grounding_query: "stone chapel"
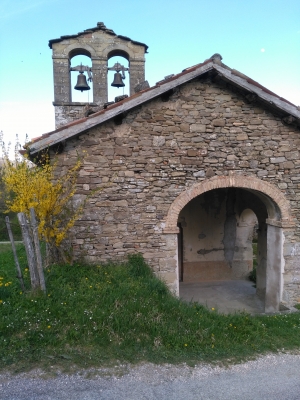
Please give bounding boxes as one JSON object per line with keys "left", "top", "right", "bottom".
{"left": 27, "top": 22, "right": 300, "bottom": 312}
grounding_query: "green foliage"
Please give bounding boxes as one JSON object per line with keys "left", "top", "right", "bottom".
{"left": 249, "top": 265, "right": 257, "bottom": 283}
{"left": 0, "top": 248, "right": 300, "bottom": 371}
{"left": 249, "top": 242, "right": 257, "bottom": 283}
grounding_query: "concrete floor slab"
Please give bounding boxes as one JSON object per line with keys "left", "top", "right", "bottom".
{"left": 179, "top": 279, "right": 265, "bottom": 314}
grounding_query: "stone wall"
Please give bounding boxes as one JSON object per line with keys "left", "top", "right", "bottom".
{"left": 54, "top": 103, "right": 98, "bottom": 128}
{"left": 52, "top": 76, "right": 300, "bottom": 305}
{"left": 51, "top": 25, "right": 146, "bottom": 128}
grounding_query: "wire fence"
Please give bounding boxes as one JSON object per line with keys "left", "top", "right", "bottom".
{"left": 0, "top": 214, "right": 22, "bottom": 241}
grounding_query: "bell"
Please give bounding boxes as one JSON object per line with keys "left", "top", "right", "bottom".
{"left": 74, "top": 72, "right": 90, "bottom": 92}
{"left": 111, "top": 72, "right": 125, "bottom": 88}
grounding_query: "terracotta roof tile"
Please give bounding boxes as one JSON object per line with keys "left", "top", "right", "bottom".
{"left": 28, "top": 56, "right": 300, "bottom": 153}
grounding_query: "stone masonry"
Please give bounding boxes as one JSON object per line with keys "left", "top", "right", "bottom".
{"left": 43, "top": 76, "right": 300, "bottom": 309}
{"left": 49, "top": 22, "right": 147, "bottom": 129}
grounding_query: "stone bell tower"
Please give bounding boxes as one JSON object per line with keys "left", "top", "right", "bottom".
{"left": 49, "top": 22, "right": 148, "bottom": 128}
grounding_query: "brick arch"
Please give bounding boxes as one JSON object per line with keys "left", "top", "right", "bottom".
{"left": 164, "top": 175, "right": 293, "bottom": 233}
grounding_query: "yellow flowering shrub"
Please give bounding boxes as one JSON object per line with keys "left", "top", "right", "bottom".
{"left": 1, "top": 152, "right": 83, "bottom": 259}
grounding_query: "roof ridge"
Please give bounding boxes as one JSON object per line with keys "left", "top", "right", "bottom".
{"left": 49, "top": 22, "right": 148, "bottom": 51}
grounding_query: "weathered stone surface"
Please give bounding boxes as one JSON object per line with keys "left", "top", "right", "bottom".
{"left": 190, "top": 124, "right": 206, "bottom": 132}
{"left": 51, "top": 77, "right": 300, "bottom": 307}
{"left": 51, "top": 23, "right": 146, "bottom": 128}
{"left": 115, "top": 147, "right": 132, "bottom": 156}
{"left": 212, "top": 119, "right": 226, "bottom": 127}
{"left": 270, "top": 157, "right": 286, "bottom": 163}
{"left": 236, "top": 133, "right": 248, "bottom": 141}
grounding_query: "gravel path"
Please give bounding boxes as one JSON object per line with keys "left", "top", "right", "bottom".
{"left": 1, "top": 353, "right": 300, "bottom": 399}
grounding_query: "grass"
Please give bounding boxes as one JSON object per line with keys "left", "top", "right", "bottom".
{"left": 0, "top": 244, "right": 300, "bottom": 372}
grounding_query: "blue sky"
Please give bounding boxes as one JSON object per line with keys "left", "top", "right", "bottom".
{"left": 0, "top": 0, "right": 299, "bottom": 151}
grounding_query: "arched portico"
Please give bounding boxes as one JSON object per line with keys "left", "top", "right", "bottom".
{"left": 163, "top": 175, "right": 294, "bottom": 313}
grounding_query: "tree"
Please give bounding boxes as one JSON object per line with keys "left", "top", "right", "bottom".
{"left": 0, "top": 134, "right": 83, "bottom": 263}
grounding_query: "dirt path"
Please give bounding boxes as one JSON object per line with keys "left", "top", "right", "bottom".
{"left": 1, "top": 353, "right": 300, "bottom": 399}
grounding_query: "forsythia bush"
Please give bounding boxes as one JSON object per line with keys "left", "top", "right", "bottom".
{"left": 1, "top": 145, "right": 82, "bottom": 261}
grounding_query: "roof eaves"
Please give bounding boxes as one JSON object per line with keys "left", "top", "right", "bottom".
{"left": 28, "top": 61, "right": 215, "bottom": 155}
{"left": 213, "top": 64, "right": 300, "bottom": 119}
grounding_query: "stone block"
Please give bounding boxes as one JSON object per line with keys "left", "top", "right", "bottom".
{"left": 227, "top": 154, "right": 238, "bottom": 161}
{"left": 281, "top": 161, "right": 294, "bottom": 169}
{"left": 278, "top": 182, "right": 288, "bottom": 189}
{"left": 270, "top": 157, "right": 286, "bottom": 163}
{"left": 187, "top": 149, "right": 198, "bottom": 157}
{"left": 285, "top": 151, "right": 299, "bottom": 160}
{"left": 262, "top": 150, "right": 273, "bottom": 157}
{"left": 215, "top": 94, "right": 231, "bottom": 101}
{"left": 257, "top": 170, "right": 268, "bottom": 177}
{"left": 190, "top": 124, "right": 206, "bottom": 132}
{"left": 212, "top": 119, "right": 225, "bottom": 127}
{"left": 193, "top": 170, "right": 205, "bottom": 177}
{"left": 236, "top": 133, "right": 248, "bottom": 140}
{"left": 180, "top": 157, "right": 203, "bottom": 165}
{"left": 115, "top": 147, "right": 132, "bottom": 156}
{"left": 158, "top": 272, "right": 177, "bottom": 284}
{"left": 153, "top": 136, "right": 166, "bottom": 146}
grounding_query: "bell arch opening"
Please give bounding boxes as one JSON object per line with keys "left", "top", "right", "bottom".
{"left": 107, "top": 55, "right": 130, "bottom": 102}
{"left": 107, "top": 49, "right": 130, "bottom": 61}
{"left": 164, "top": 175, "right": 293, "bottom": 313}
{"left": 69, "top": 54, "right": 93, "bottom": 103}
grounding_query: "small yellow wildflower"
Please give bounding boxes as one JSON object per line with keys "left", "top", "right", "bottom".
{"left": 0, "top": 300, "right": 3, "bottom": 304}
{"left": 184, "top": 344, "right": 188, "bottom": 347}
{"left": 25, "top": 268, "right": 29, "bottom": 272}
{"left": 211, "top": 307, "right": 215, "bottom": 311}
{"left": 47, "top": 325, "right": 51, "bottom": 329}
{"left": 20, "top": 291, "right": 22, "bottom": 295}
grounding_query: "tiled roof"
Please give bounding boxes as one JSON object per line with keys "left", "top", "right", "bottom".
{"left": 27, "top": 55, "right": 300, "bottom": 156}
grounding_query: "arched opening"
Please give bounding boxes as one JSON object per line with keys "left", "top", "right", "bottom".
{"left": 177, "top": 188, "right": 278, "bottom": 313}
{"left": 107, "top": 54, "right": 130, "bottom": 102}
{"left": 163, "top": 175, "right": 293, "bottom": 313}
{"left": 70, "top": 54, "right": 93, "bottom": 103}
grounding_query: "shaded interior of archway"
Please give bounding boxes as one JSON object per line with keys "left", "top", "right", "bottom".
{"left": 178, "top": 187, "right": 273, "bottom": 314}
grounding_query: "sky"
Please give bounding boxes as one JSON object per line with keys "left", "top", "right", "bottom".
{"left": 0, "top": 0, "right": 299, "bottom": 155}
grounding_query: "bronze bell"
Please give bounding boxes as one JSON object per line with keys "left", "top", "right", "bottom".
{"left": 111, "top": 72, "right": 125, "bottom": 88}
{"left": 74, "top": 72, "right": 90, "bottom": 92}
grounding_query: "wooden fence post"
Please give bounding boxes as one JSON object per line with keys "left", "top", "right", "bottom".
{"left": 30, "top": 208, "right": 46, "bottom": 293}
{"left": 5, "top": 216, "right": 25, "bottom": 291}
{"left": 17, "top": 212, "right": 40, "bottom": 290}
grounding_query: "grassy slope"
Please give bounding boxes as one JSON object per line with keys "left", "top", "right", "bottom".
{"left": 0, "top": 244, "right": 300, "bottom": 372}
